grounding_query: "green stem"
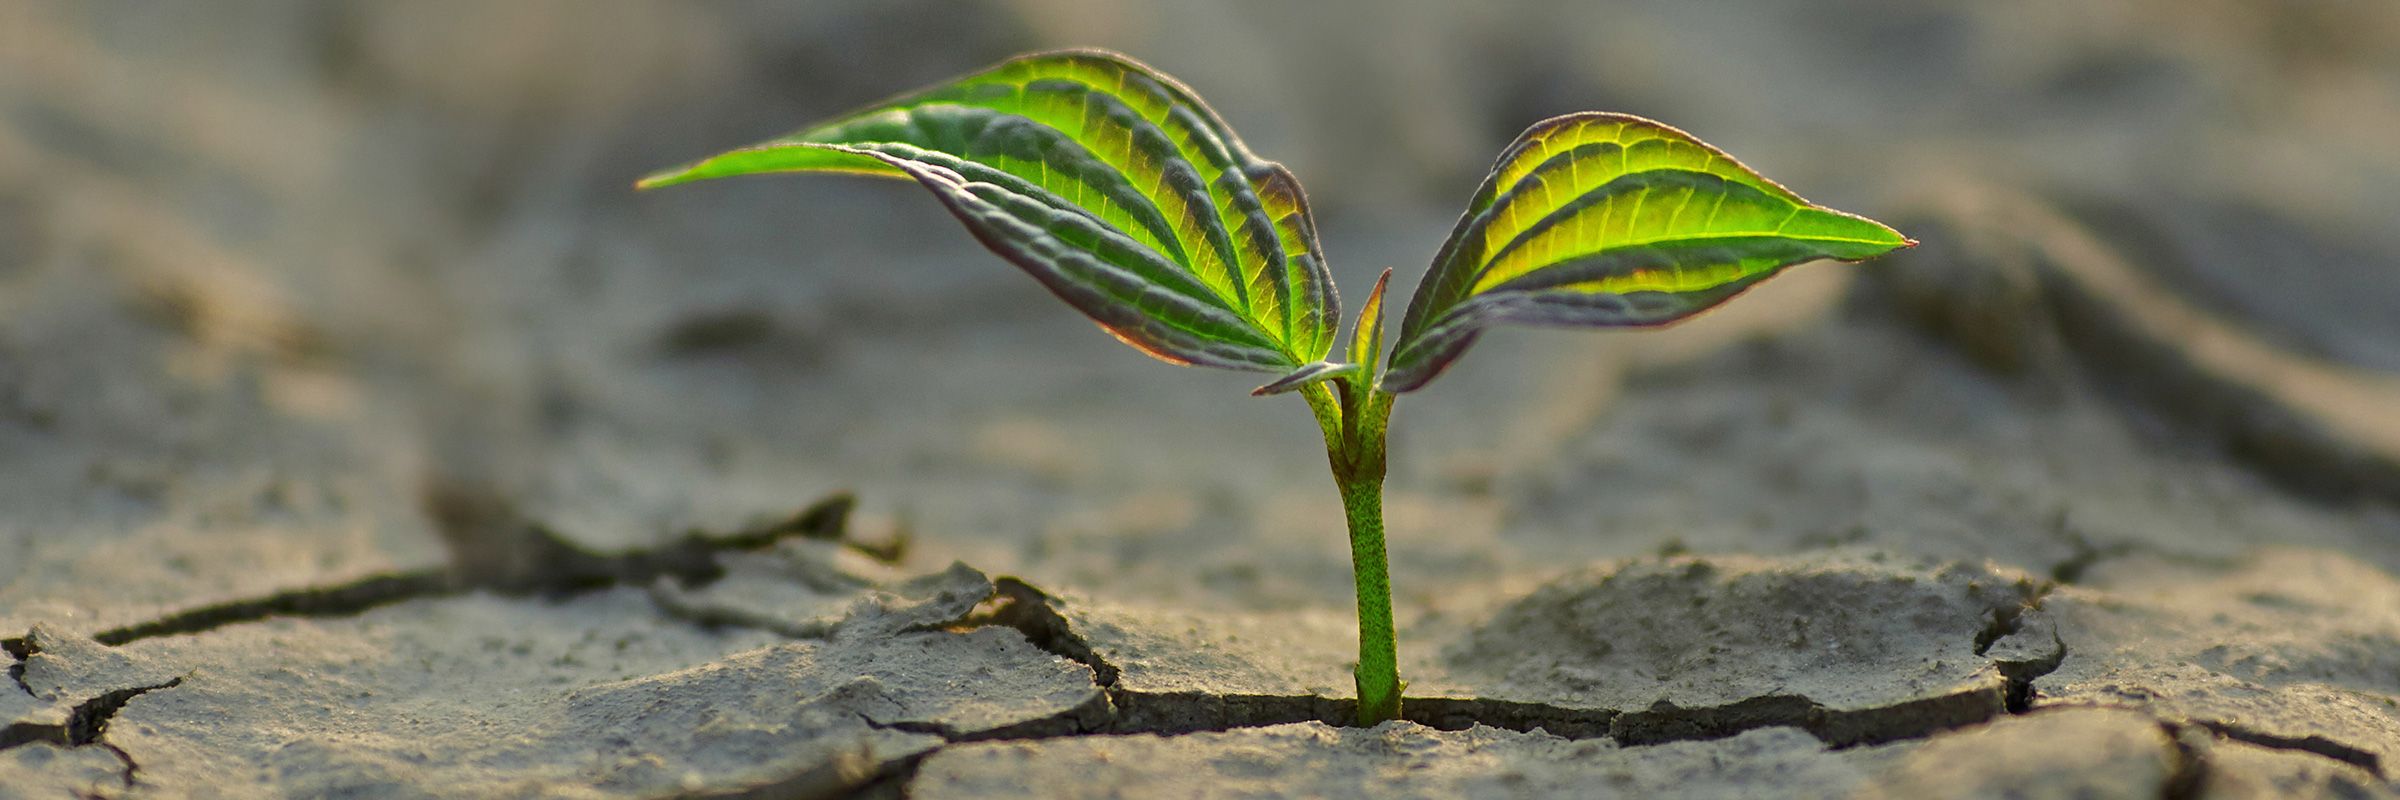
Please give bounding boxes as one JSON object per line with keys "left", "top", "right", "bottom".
{"left": 1302, "top": 380, "right": 1401, "bottom": 725}
{"left": 1339, "top": 468, "right": 1399, "bottom": 725}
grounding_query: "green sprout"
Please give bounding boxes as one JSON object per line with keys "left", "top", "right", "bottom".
{"left": 640, "top": 49, "right": 1913, "bottom": 726}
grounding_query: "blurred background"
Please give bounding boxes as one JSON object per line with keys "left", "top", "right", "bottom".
{"left": 3, "top": 1, "right": 2398, "bottom": 627}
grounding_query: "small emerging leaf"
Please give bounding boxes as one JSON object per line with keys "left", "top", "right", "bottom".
{"left": 640, "top": 49, "right": 1339, "bottom": 374}
{"left": 1382, "top": 113, "right": 1913, "bottom": 393}
{"left": 1350, "top": 268, "right": 1391, "bottom": 375}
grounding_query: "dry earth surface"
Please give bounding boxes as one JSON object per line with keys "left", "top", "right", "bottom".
{"left": 5, "top": 2, "right": 2400, "bottom": 798}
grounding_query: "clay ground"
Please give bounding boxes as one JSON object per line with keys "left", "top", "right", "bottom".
{"left": 5, "top": 2, "right": 2400, "bottom": 798}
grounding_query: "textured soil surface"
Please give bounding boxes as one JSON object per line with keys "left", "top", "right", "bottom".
{"left": 6, "top": 2, "right": 2400, "bottom": 798}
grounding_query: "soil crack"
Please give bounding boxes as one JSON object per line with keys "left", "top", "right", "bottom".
{"left": 1973, "top": 580, "right": 2067, "bottom": 714}
{"left": 4, "top": 637, "right": 32, "bottom": 699}
{"left": 89, "top": 571, "right": 455, "bottom": 647}
{"left": 2, "top": 677, "right": 183, "bottom": 752}
{"left": 733, "top": 573, "right": 2171, "bottom": 799}
{"left": 984, "top": 578, "right": 1118, "bottom": 687}
{"left": 1971, "top": 581, "right": 2052, "bottom": 657}
{"left": 0, "top": 676, "right": 183, "bottom": 789}
{"left": 1994, "top": 630, "right": 2067, "bottom": 715}
{"left": 63, "top": 678, "right": 183, "bottom": 747}
{"left": 54, "top": 490, "right": 861, "bottom": 648}
{"left": 2159, "top": 722, "right": 2213, "bottom": 800}
{"left": 2192, "top": 719, "right": 2383, "bottom": 777}
{"left": 970, "top": 577, "right": 2037, "bottom": 748}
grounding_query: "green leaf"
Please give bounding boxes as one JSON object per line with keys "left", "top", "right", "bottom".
{"left": 639, "top": 49, "right": 1338, "bottom": 373}
{"left": 1382, "top": 113, "right": 1913, "bottom": 393}
{"left": 1350, "top": 268, "right": 1390, "bottom": 375}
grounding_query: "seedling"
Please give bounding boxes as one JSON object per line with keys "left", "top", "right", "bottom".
{"left": 641, "top": 49, "right": 1912, "bottom": 725}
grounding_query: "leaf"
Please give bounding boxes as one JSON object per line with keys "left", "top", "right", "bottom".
{"left": 639, "top": 49, "right": 1339, "bottom": 373}
{"left": 1350, "top": 268, "right": 1391, "bottom": 374}
{"left": 1381, "top": 113, "right": 1913, "bottom": 393}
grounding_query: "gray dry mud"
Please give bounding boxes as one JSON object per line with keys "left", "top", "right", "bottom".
{"left": 9, "top": 1, "right": 2400, "bottom": 798}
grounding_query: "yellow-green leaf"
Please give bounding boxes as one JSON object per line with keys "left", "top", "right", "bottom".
{"left": 1382, "top": 113, "right": 1913, "bottom": 392}
{"left": 639, "top": 49, "right": 1338, "bottom": 373}
{"left": 1351, "top": 268, "right": 1390, "bottom": 373}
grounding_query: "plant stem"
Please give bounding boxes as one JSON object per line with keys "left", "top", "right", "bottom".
{"left": 1302, "top": 381, "right": 1401, "bottom": 725}
{"left": 1338, "top": 468, "right": 1399, "bottom": 725}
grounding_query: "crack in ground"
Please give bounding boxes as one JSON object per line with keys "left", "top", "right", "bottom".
{"left": 2192, "top": 719, "right": 2383, "bottom": 777}
{"left": 2000, "top": 640, "right": 2381, "bottom": 782}
{"left": 1994, "top": 630, "right": 2067, "bottom": 715}
{"left": 0, "top": 491, "right": 864, "bottom": 651}
{"left": 974, "top": 577, "right": 2052, "bottom": 747}
{"left": 910, "top": 573, "right": 2385, "bottom": 800}
{"left": 2159, "top": 722, "right": 2213, "bottom": 800}
{"left": 1, "top": 636, "right": 46, "bottom": 751}
{"left": 5, "top": 637, "right": 30, "bottom": 700}
{"left": 62, "top": 678, "right": 183, "bottom": 747}
{"left": 1982, "top": 586, "right": 2383, "bottom": 780}
{"left": 1, "top": 492, "right": 862, "bottom": 790}
{"left": 796, "top": 575, "right": 2092, "bottom": 798}
{"left": 81, "top": 571, "right": 456, "bottom": 647}
{"left": 1971, "top": 580, "right": 2052, "bottom": 657}
{"left": 2151, "top": 716, "right": 2394, "bottom": 797}
{"left": 1989, "top": 536, "right": 2384, "bottom": 781}
{"left": 0, "top": 678, "right": 186, "bottom": 752}
{"left": 1974, "top": 581, "right": 2068, "bottom": 714}
{"left": 2003, "top": 679, "right": 2384, "bottom": 784}
{"left": 0, "top": 676, "right": 183, "bottom": 789}
{"left": 0, "top": 490, "right": 903, "bottom": 799}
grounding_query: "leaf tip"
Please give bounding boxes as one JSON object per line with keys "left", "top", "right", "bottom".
{"left": 1846, "top": 215, "right": 1916, "bottom": 256}
{"left": 1350, "top": 268, "right": 1391, "bottom": 371}
{"left": 633, "top": 166, "right": 694, "bottom": 191}
{"left": 1875, "top": 216, "right": 1914, "bottom": 247}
